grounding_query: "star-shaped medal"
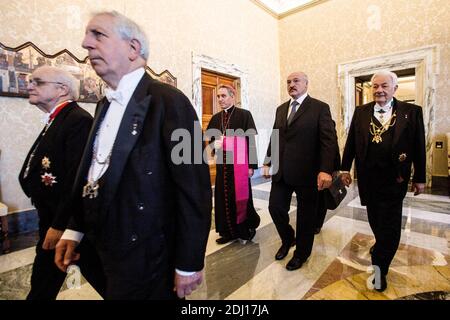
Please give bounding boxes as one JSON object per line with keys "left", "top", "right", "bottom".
{"left": 398, "top": 153, "right": 407, "bottom": 162}
{"left": 41, "top": 173, "right": 58, "bottom": 186}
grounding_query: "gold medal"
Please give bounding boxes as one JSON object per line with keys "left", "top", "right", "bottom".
{"left": 82, "top": 181, "right": 99, "bottom": 199}
{"left": 42, "top": 156, "right": 51, "bottom": 169}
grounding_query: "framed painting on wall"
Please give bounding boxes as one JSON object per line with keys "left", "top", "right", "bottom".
{"left": 0, "top": 42, "right": 177, "bottom": 103}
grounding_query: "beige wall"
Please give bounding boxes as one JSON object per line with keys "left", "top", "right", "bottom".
{"left": 279, "top": 0, "right": 450, "bottom": 176}
{"left": 0, "top": 0, "right": 280, "bottom": 212}
{"left": 1, "top": 0, "right": 449, "bottom": 214}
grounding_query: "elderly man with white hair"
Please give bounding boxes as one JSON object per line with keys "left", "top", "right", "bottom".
{"left": 340, "top": 70, "right": 426, "bottom": 292}
{"left": 19, "top": 66, "right": 105, "bottom": 299}
{"left": 55, "top": 11, "right": 211, "bottom": 300}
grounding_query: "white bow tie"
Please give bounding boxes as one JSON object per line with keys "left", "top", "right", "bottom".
{"left": 105, "top": 88, "right": 124, "bottom": 104}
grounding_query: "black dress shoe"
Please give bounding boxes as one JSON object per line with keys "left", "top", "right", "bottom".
{"left": 372, "top": 274, "right": 387, "bottom": 292}
{"left": 248, "top": 228, "right": 256, "bottom": 241}
{"left": 286, "top": 256, "right": 304, "bottom": 271}
{"left": 275, "top": 240, "right": 295, "bottom": 260}
{"left": 216, "top": 236, "right": 235, "bottom": 244}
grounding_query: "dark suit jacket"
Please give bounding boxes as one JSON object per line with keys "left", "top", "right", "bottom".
{"left": 341, "top": 98, "right": 426, "bottom": 205}
{"left": 19, "top": 102, "right": 93, "bottom": 231}
{"left": 68, "top": 73, "right": 212, "bottom": 272}
{"left": 265, "top": 95, "right": 338, "bottom": 187}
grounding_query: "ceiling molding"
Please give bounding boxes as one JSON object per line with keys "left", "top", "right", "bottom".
{"left": 279, "top": 0, "right": 329, "bottom": 19}
{"left": 250, "top": 0, "right": 329, "bottom": 19}
{"left": 249, "top": 0, "right": 279, "bottom": 19}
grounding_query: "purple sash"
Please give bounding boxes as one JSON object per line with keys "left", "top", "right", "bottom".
{"left": 223, "top": 136, "right": 249, "bottom": 224}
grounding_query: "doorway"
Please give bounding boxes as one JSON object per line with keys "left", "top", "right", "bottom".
{"left": 353, "top": 68, "right": 417, "bottom": 179}
{"left": 201, "top": 69, "right": 240, "bottom": 185}
{"left": 354, "top": 68, "right": 416, "bottom": 106}
{"left": 338, "top": 46, "right": 438, "bottom": 185}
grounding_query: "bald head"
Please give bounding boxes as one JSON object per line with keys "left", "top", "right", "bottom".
{"left": 31, "top": 66, "right": 79, "bottom": 100}
{"left": 287, "top": 72, "right": 308, "bottom": 99}
{"left": 27, "top": 66, "right": 79, "bottom": 112}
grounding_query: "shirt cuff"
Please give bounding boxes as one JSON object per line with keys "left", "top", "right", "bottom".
{"left": 175, "top": 269, "right": 197, "bottom": 276}
{"left": 61, "top": 229, "right": 84, "bottom": 243}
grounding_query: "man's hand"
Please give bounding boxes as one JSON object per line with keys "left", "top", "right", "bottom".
{"left": 55, "top": 239, "right": 80, "bottom": 272}
{"left": 213, "top": 137, "right": 223, "bottom": 150}
{"left": 248, "top": 168, "right": 254, "bottom": 178}
{"left": 174, "top": 270, "right": 203, "bottom": 298}
{"left": 317, "top": 172, "right": 332, "bottom": 190}
{"left": 263, "top": 165, "right": 271, "bottom": 179}
{"left": 411, "top": 182, "right": 425, "bottom": 196}
{"left": 42, "top": 227, "right": 64, "bottom": 250}
{"left": 341, "top": 172, "right": 352, "bottom": 187}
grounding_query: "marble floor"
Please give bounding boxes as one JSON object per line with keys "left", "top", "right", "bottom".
{"left": 0, "top": 181, "right": 449, "bottom": 300}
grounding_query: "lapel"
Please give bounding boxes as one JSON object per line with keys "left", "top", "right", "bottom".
{"left": 101, "top": 74, "right": 153, "bottom": 206}
{"left": 359, "top": 102, "right": 375, "bottom": 159}
{"left": 279, "top": 101, "right": 289, "bottom": 130}
{"left": 73, "top": 98, "right": 110, "bottom": 189}
{"left": 19, "top": 125, "right": 47, "bottom": 181}
{"left": 392, "top": 98, "right": 407, "bottom": 147}
{"left": 288, "top": 95, "right": 311, "bottom": 127}
{"left": 22, "top": 103, "right": 75, "bottom": 178}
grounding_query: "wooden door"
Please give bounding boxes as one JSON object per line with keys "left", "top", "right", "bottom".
{"left": 355, "top": 80, "right": 363, "bottom": 107}
{"left": 201, "top": 69, "right": 239, "bottom": 185}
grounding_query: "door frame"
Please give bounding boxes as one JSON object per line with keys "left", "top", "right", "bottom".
{"left": 192, "top": 53, "right": 249, "bottom": 121}
{"left": 337, "top": 45, "right": 439, "bottom": 185}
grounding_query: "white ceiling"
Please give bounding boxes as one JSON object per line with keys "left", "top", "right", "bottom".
{"left": 255, "top": 0, "right": 317, "bottom": 15}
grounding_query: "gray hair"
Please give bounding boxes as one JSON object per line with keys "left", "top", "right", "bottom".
{"left": 33, "top": 66, "right": 80, "bottom": 100}
{"left": 218, "top": 84, "right": 237, "bottom": 98}
{"left": 93, "top": 11, "right": 149, "bottom": 61}
{"left": 371, "top": 70, "right": 398, "bottom": 87}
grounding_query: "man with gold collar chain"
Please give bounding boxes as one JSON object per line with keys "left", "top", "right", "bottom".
{"left": 340, "top": 70, "right": 426, "bottom": 292}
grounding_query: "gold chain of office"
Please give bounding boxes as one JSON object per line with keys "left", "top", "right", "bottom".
{"left": 369, "top": 112, "right": 397, "bottom": 144}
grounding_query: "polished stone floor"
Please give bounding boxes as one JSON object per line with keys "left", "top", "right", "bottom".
{"left": 0, "top": 181, "right": 449, "bottom": 300}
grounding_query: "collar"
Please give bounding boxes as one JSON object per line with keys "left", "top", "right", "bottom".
{"left": 42, "top": 100, "right": 72, "bottom": 124}
{"left": 374, "top": 99, "right": 394, "bottom": 112}
{"left": 223, "top": 105, "right": 234, "bottom": 113}
{"left": 290, "top": 92, "right": 308, "bottom": 106}
{"left": 104, "top": 67, "right": 145, "bottom": 105}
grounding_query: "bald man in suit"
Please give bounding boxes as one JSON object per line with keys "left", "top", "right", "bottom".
{"left": 264, "top": 71, "right": 338, "bottom": 271}
{"left": 341, "top": 70, "right": 425, "bottom": 292}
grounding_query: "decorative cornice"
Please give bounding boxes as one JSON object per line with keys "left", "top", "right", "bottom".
{"left": 249, "top": 0, "right": 329, "bottom": 19}
{"left": 249, "top": 0, "right": 279, "bottom": 19}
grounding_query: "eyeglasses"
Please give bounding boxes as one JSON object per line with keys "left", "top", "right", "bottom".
{"left": 28, "top": 79, "right": 65, "bottom": 87}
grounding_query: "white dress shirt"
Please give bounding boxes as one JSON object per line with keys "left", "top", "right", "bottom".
{"left": 89, "top": 68, "right": 145, "bottom": 183}
{"left": 41, "top": 100, "right": 73, "bottom": 126}
{"left": 374, "top": 99, "right": 394, "bottom": 125}
{"left": 287, "top": 92, "right": 308, "bottom": 119}
{"left": 62, "top": 68, "right": 145, "bottom": 243}
{"left": 61, "top": 68, "right": 195, "bottom": 275}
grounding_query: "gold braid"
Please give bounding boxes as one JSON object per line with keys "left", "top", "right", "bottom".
{"left": 369, "top": 111, "right": 397, "bottom": 144}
